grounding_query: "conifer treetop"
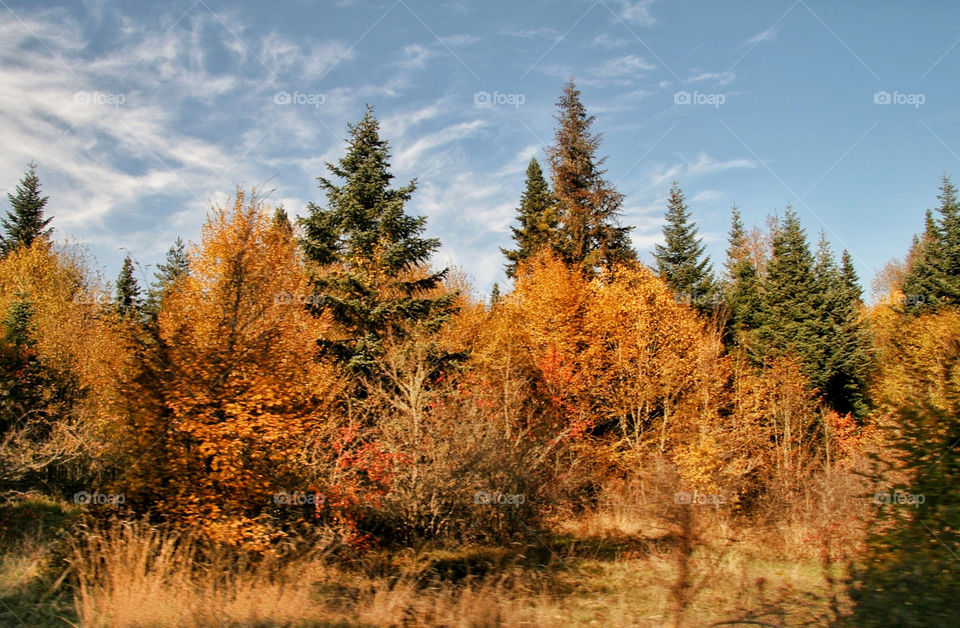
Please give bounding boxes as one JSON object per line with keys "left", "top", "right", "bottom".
{"left": 2, "top": 162, "right": 53, "bottom": 256}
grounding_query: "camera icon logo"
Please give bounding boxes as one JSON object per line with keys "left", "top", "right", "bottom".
{"left": 674, "top": 91, "right": 691, "bottom": 105}
{"left": 474, "top": 91, "right": 492, "bottom": 106}
{"left": 873, "top": 91, "right": 891, "bottom": 105}
{"left": 274, "top": 91, "right": 292, "bottom": 105}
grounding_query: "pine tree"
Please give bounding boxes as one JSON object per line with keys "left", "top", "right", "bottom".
{"left": 300, "top": 106, "right": 458, "bottom": 375}
{"left": 547, "top": 79, "right": 635, "bottom": 275}
{"left": 755, "top": 208, "right": 818, "bottom": 374}
{"left": 144, "top": 238, "right": 190, "bottom": 318}
{"left": 115, "top": 255, "right": 142, "bottom": 315}
{"left": 0, "top": 297, "right": 47, "bottom": 438}
{"left": 2, "top": 162, "right": 52, "bottom": 256}
{"left": 489, "top": 282, "right": 501, "bottom": 307}
{"left": 809, "top": 233, "right": 870, "bottom": 414}
{"left": 653, "top": 181, "right": 717, "bottom": 313}
{"left": 723, "top": 206, "right": 763, "bottom": 347}
{"left": 273, "top": 205, "right": 294, "bottom": 238}
{"left": 810, "top": 231, "right": 841, "bottom": 388}
{"left": 502, "top": 158, "right": 558, "bottom": 278}
{"left": 830, "top": 250, "right": 872, "bottom": 416}
{"left": 901, "top": 175, "right": 960, "bottom": 310}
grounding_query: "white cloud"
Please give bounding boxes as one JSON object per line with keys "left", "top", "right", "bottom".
{"left": 609, "top": 0, "right": 657, "bottom": 26}
{"left": 596, "top": 54, "right": 657, "bottom": 77}
{"left": 394, "top": 119, "right": 488, "bottom": 172}
{"left": 743, "top": 27, "right": 778, "bottom": 47}
{"left": 507, "top": 27, "right": 559, "bottom": 39}
{"left": 593, "top": 33, "right": 630, "bottom": 49}
{"left": 691, "top": 189, "right": 726, "bottom": 205}
{"left": 683, "top": 71, "right": 736, "bottom": 86}
{"left": 441, "top": 34, "right": 482, "bottom": 47}
{"left": 401, "top": 43, "right": 433, "bottom": 70}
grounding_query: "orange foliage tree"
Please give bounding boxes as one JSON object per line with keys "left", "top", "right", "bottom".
{"left": 0, "top": 240, "right": 125, "bottom": 493}
{"left": 114, "top": 191, "right": 350, "bottom": 549}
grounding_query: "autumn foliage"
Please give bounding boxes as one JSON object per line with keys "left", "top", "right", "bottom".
{"left": 112, "top": 192, "right": 353, "bottom": 548}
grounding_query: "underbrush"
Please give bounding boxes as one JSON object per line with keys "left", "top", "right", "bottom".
{"left": 41, "top": 459, "right": 870, "bottom": 627}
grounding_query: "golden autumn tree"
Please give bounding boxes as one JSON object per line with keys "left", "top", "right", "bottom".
{"left": 477, "top": 253, "right": 732, "bottom": 490}
{"left": 850, "top": 291, "right": 960, "bottom": 625}
{"left": 114, "top": 191, "right": 347, "bottom": 549}
{"left": 0, "top": 240, "right": 124, "bottom": 494}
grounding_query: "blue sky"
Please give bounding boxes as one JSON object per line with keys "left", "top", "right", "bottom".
{"left": 1, "top": 0, "right": 958, "bottom": 298}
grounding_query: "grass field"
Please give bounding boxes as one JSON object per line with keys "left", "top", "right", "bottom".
{"left": 0, "top": 476, "right": 864, "bottom": 628}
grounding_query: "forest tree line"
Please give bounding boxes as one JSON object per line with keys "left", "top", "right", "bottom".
{"left": 1, "top": 79, "right": 958, "bottom": 624}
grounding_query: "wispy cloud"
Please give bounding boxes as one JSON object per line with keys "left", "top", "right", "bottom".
{"left": 683, "top": 70, "right": 736, "bottom": 86}
{"left": 593, "top": 33, "right": 630, "bottom": 49}
{"left": 743, "top": 27, "right": 778, "bottom": 47}
{"left": 608, "top": 0, "right": 658, "bottom": 26}
{"left": 394, "top": 119, "right": 488, "bottom": 172}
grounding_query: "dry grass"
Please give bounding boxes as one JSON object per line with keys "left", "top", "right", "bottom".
{"left": 63, "top": 466, "right": 867, "bottom": 628}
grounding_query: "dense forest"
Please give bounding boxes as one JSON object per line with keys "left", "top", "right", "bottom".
{"left": 1, "top": 80, "right": 958, "bottom": 627}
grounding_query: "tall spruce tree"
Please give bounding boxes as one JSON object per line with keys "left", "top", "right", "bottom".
{"left": 2, "top": 162, "right": 52, "bottom": 256}
{"left": 811, "top": 232, "right": 841, "bottom": 388}
{"left": 755, "top": 208, "right": 819, "bottom": 373}
{"left": 547, "top": 79, "right": 635, "bottom": 275}
{"left": 723, "top": 206, "right": 763, "bottom": 347}
{"left": 300, "top": 106, "right": 457, "bottom": 375}
{"left": 653, "top": 181, "right": 717, "bottom": 313}
{"left": 829, "top": 250, "right": 872, "bottom": 416}
{"left": 115, "top": 255, "right": 142, "bottom": 315}
{"left": 901, "top": 176, "right": 960, "bottom": 310}
{"left": 502, "top": 157, "right": 558, "bottom": 278}
{"left": 144, "top": 238, "right": 190, "bottom": 317}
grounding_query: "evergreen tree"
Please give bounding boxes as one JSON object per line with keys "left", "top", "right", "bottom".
{"left": 300, "top": 106, "right": 458, "bottom": 375}
{"left": 653, "top": 181, "right": 717, "bottom": 314}
{"left": 273, "top": 205, "right": 294, "bottom": 238}
{"left": 755, "top": 208, "right": 818, "bottom": 373}
{"left": 115, "top": 255, "right": 142, "bottom": 315}
{"left": 489, "top": 282, "right": 501, "bottom": 308}
{"left": 830, "top": 249, "right": 872, "bottom": 416}
{"left": 547, "top": 79, "right": 635, "bottom": 275}
{"left": 723, "top": 206, "right": 763, "bottom": 347}
{"left": 144, "top": 238, "right": 190, "bottom": 317}
{"left": 810, "top": 234, "right": 872, "bottom": 415}
{"left": 2, "top": 162, "right": 52, "bottom": 256}
{"left": 901, "top": 175, "right": 960, "bottom": 310}
{"left": 811, "top": 231, "right": 841, "bottom": 387}
{"left": 0, "top": 297, "right": 46, "bottom": 438}
{"left": 502, "top": 158, "right": 558, "bottom": 278}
